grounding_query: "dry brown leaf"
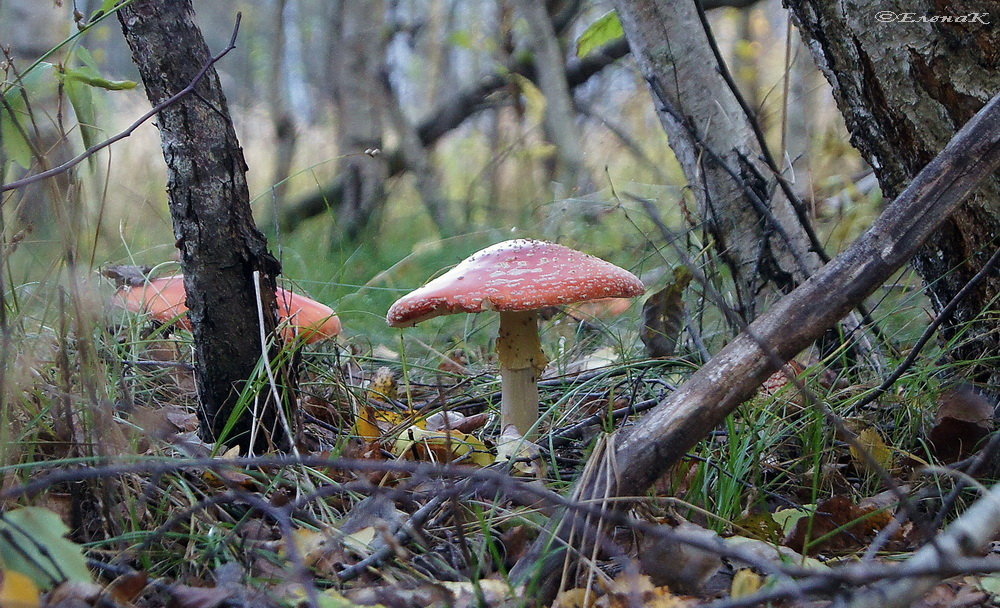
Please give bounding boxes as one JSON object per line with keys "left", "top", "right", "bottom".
{"left": 639, "top": 523, "right": 722, "bottom": 593}
{"left": 785, "top": 495, "right": 894, "bottom": 555}
{"left": 104, "top": 570, "right": 148, "bottom": 604}
{"left": 759, "top": 360, "right": 807, "bottom": 405}
{"left": 929, "top": 385, "right": 994, "bottom": 463}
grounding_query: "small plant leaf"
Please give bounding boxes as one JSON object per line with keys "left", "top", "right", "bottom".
{"left": 1, "top": 62, "right": 59, "bottom": 169}
{"left": 0, "top": 507, "right": 92, "bottom": 589}
{"left": 63, "top": 66, "right": 137, "bottom": 92}
{"left": 575, "top": 10, "right": 624, "bottom": 58}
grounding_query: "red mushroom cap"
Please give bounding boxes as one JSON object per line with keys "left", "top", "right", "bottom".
{"left": 386, "top": 239, "right": 645, "bottom": 327}
{"left": 117, "top": 275, "right": 341, "bottom": 343}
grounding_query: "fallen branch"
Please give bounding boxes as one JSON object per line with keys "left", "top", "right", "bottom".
{"left": 509, "top": 92, "right": 1000, "bottom": 598}
{"left": 842, "top": 481, "right": 1000, "bottom": 608}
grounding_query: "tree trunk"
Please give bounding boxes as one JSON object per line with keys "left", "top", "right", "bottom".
{"left": 330, "top": 0, "right": 388, "bottom": 242}
{"left": 266, "top": 0, "right": 298, "bottom": 213}
{"left": 786, "top": 0, "right": 1000, "bottom": 388}
{"left": 119, "top": 1, "right": 289, "bottom": 453}
{"left": 613, "top": 0, "right": 822, "bottom": 320}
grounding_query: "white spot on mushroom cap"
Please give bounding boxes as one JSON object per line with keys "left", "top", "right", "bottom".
{"left": 386, "top": 239, "right": 645, "bottom": 326}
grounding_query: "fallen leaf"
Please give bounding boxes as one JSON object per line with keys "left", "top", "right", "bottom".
{"left": 849, "top": 426, "right": 894, "bottom": 473}
{"left": 494, "top": 425, "right": 546, "bottom": 478}
{"left": 639, "top": 522, "right": 721, "bottom": 593}
{"left": 553, "top": 587, "right": 593, "bottom": 608}
{"left": 759, "top": 360, "right": 807, "bottom": 403}
{"left": 929, "top": 385, "right": 994, "bottom": 463}
{"left": 392, "top": 426, "right": 494, "bottom": 466}
{"left": 730, "top": 569, "right": 762, "bottom": 599}
{"left": 367, "top": 367, "right": 398, "bottom": 403}
{"left": 785, "top": 495, "right": 894, "bottom": 555}
{"left": 0, "top": 570, "right": 40, "bottom": 608}
{"left": 168, "top": 584, "right": 234, "bottom": 608}
{"left": 597, "top": 571, "right": 693, "bottom": 608}
{"left": 0, "top": 507, "right": 92, "bottom": 588}
{"left": 105, "top": 570, "right": 148, "bottom": 604}
{"left": 641, "top": 267, "right": 692, "bottom": 358}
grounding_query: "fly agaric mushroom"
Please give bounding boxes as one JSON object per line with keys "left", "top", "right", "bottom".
{"left": 386, "top": 239, "right": 644, "bottom": 435}
{"left": 116, "top": 275, "right": 341, "bottom": 344}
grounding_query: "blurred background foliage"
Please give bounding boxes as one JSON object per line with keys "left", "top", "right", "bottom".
{"left": 0, "top": 0, "right": 891, "bottom": 359}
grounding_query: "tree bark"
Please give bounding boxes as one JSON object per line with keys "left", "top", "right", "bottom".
{"left": 613, "top": 0, "right": 823, "bottom": 320}
{"left": 119, "top": 1, "right": 288, "bottom": 453}
{"left": 786, "top": 0, "right": 1000, "bottom": 387}
{"left": 510, "top": 93, "right": 1000, "bottom": 602}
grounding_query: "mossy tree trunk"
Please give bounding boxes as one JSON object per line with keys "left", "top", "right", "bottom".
{"left": 119, "top": 0, "right": 292, "bottom": 453}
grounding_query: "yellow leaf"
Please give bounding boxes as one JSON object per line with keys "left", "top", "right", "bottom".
{"left": 509, "top": 74, "right": 546, "bottom": 124}
{"left": 355, "top": 404, "right": 382, "bottom": 441}
{"left": 286, "top": 528, "right": 334, "bottom": 566}
{"left": 850, "top": 427, "right": 893, "bottom": 473}
{"left": 342, "top": 526, "right": 376, "bottom": 555}
{"left": 0, "top": 570, "right": 41, "bottom": 608}
{"left": 553, "top": 588, "right": 593, "bottom": 608}
{"left": 355, "top": 406, "right": 426, "bottom": 441}
{"left": 392, "top": 426, "right": 494, "bottom": 466}
{"left": 367, "top": 367, "right": 398, "bottom": 403}
{"left": 730, "top": 569, "right": 762, "bottom": 599}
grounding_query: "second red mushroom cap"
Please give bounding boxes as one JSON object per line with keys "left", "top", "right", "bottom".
{"left": 386, "top": 239, "right": 645, "bottom": 327}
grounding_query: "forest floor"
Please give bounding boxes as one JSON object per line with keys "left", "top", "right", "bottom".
{"left": 3, "top": 287, "right": 1000, "bottom": 608}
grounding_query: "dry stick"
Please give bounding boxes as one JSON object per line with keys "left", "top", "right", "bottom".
{"left": 509, "top": 93, "right": 1000, "bottom": 599}
{"left": 0, "top": 14, "right": 244, "bottom": 194}
{"left": 11, "top": 452, "right": 1000, "bottom": 602}
{"left": 841, "top": 481, "right": 1000, "bottom": 608}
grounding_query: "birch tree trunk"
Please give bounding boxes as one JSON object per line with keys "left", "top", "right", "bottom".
{"left": 786, "top": 0, "right": 1000, "bottom": 388}
{"left": 119, "top": 0, "right": 290, "bottom": 453}
{"left": 613, "top": 0, "right": 823, "bottom": 319}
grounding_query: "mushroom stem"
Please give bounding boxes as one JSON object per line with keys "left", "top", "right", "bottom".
{"left": 498, "top": 310, "right": 549, "bottom": 436}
